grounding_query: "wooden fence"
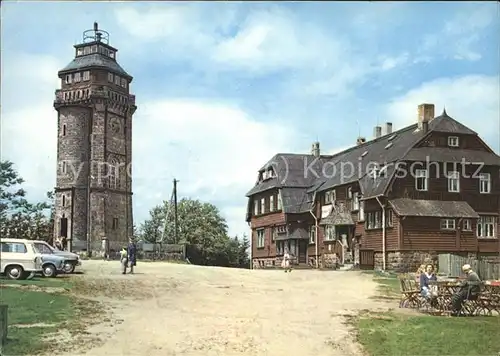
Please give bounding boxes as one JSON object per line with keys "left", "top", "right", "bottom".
{"left": 438, "top": 253, "right": 500, "bottom": 280}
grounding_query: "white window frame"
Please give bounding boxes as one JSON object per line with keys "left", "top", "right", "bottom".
{"left": 359, "top": 201, "right": 365, "bottom": 221}
{"left": 83, "top": 46, "right": 90, "bottom": 55}
{"left": 260, "top": 198, "right": 265, "bottom": 214}
{"left": 65, "top": 74, "right": 72, "bottom": 84}
{"left": 374, "top": 211, "right": 381, "bottom": 228}
{"left": 347, "top": 187, "right": 352, "bottom": 199}
{"left": 386, "top": 210, "right": 393, "bottom": 227}
{"left": 253, "top": 200, "right": 259, "bottom": 216}
{"left": 415, "top": 169, "right": 428, "bottom": 191}
{"left": 477, "top": 216, "right": 496, "bottom": 239}
{"left": 108, "top": 73, "right": 114, "bottom": 82}
{"left": 256, "top": 229, "right": 265, "bottom": 248}
{"left": 325, "top": 189, "right": 335, "bottom": 204}
{"left": 440, "top": 219, "right": 456, "bottom": 230}
{"left": 269, "top": 195, "right": 275, "bottom": 212}
{"left": 121, "top": 78, "right": 127, "bottom": 88}
{"left": 448, "top": 136, "right": 459, "bottom": 147}
{"left": 366, "top": 212, "right": 375, "bottom": 229}
{"left": 83, "top": 71, "right": 90, "bottom": 81}
{"left": 324, "top": 225, "right": 335, "bottom": 241}
{"left": 447, "top": 171, "right": 460, "bottom": 192}
{"left": 277, "top": 191, "right": 282, "bottom": 210}
{"left": 109, "top": 51, "right": 115, "bottom": 59}
{"left": 353, "top": 192, "right": 359, "bottom": 211}
{"left": 479, "top": 173, "right": 491, "bottom": 194}
{"left": 309, "top": 225, "right": 316, "bottom": 244}
{"left": 115, "top": 75, "right": 120, "bottom": 85}
{"left": 463, "top": 219, "right": 471, "bottom": 231}
{"left": 73, "top": 72, "right": 81, "bottom": 82}
{"left": 76, "top": 48, "right": 83, "bottom": 56}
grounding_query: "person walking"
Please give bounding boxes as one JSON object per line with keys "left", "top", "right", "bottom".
{"left": 120, "top": 246, "right": 128, "bottom": 274}
{"left": 281, "top": 249, "right": 292, "bottom": 273}
{"left": 127, "top": 238, "right": 137, "bottom": 274}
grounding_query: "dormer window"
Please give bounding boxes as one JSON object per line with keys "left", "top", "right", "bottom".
{"left": 388, "top": 134, "right": 397, "bottom": 141}
{"left": 91, "top": 45, "right": 98, "bottom": 53}
{"left": 109, "top": 51, "right": 115, "bottom": 59}
{"left": 77, "top": 48, "right": 83, "bottom": 56}
{"left": 115, "top": 75, "right": 120, "bottom": 85}
{"left": 83, "top": 46, "right": 90, "bottom": 55}
{"left": 74, "top": 72, "right": 81, "bottom": 82}
{"left": 325, "top": 190, "right": 335, "bottom": 204}
{"left": 121, "top": 78, "right": 127, "bottom": 88}
{"left": 108, "top": 73, "right": 114, "bottom": 82}
{"left": 65, "top": 74, "right": 72, "bottom": 84}
{"left": 83, "top": 71, "right": 90, "bottom": 81}
{"left": 361, "top": 151, "right": 368, "bottom": 158}
{"left": 448, "top": 136, "right": 459, "bottom": 147}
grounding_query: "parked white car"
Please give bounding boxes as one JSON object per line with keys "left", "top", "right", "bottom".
{"left": 0, "top": 239, "right": 43, "bottom": 280}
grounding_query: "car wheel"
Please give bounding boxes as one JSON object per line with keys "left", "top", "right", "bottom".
{"left": 42, "top": 264, "right": 57, "bottom": 278}
{"left": 6, "top": 265, "right": 25, "bottom": 280}
{"left": 63, "top": 262, "right": 75, "bottom": 274}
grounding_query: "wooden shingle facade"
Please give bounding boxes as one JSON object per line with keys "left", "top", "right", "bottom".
{"left": 245, "top": 103, "right": 500, "bottom": 271}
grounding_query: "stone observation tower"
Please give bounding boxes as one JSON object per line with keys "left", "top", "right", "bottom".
{"left": 53, "top": 23, "right": 136, "bottom": 255}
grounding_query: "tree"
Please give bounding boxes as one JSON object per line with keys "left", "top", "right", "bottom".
{"left": 0, "top": 160, "right": 53, "bottom": 240}
{"left": 140, "top": 198, "right": 249, "bottom": 268}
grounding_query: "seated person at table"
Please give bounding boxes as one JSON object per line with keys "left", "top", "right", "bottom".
{"left": 451, "top": 264, "right": 482, "bottom": 316}
{"left": 420, "top": 264, "right": 438, "bottom": 302}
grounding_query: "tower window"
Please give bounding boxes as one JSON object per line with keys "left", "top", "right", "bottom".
{"left": 62, "top": 161, "right": 67, "bottom": 174}
{"left": 65, "top": 74, "right": 72, "bottom": 84}
{"left": 74, "top": 72, "right": 81, "bottom": 82}
{"left": 76, "top": 48, "right": 83, "bottom": 56}
{"left": 109, "top": 51, "right": 115, "bottom": 59}
{"left": 83, "top": 46, "right": 90, "bottom": 55}
{"left": 83, "top": 71, "right": 90, "bottom": 81}
{"left": 121, "top": 78, "right": 127, "bottom": 88}
{"left": 114, "top": 75, "right": 120, "bottom": 85}
{"left": 91, "top": 45, "right": 98, "bottom": 53}
{"left": 108, "top": 73, "right": 113, "bottom": 82}
{"left": 62, "top": 124, "right": 66, "bottom": 136}
{"left": 62, "top": 195, "right": 66, "bottom": 207}
{"left": 112, "top": 218, "right": 119, "bottom": 230}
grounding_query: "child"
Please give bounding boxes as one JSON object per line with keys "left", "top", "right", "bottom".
{"left": 120, "top": 247, "right": 128, "bottom": 274}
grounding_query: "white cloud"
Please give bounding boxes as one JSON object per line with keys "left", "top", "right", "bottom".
{"left": 419, "top": 4, "right": 496, "bottom": 62}
{"left": 385, "top": 75, "right": 500, "bottom": 151}
{"left": 1, "top": 53, "right": 64, "bottom": 200}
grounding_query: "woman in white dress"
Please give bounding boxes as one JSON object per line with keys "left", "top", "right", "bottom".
{"left": 282, "top": 250, "right": 292, "bottom": 273}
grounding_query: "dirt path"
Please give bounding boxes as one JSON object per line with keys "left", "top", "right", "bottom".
{"left": 65, "top": 261, "right": 387, "bottom": 356}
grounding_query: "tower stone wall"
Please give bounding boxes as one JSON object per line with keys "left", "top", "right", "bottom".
{"left": 53, "top": 23, "right": 136, "bottom": 255}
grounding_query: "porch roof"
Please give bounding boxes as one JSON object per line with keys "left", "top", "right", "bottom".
{"left": 275, "top": 227, "right": 309, "bottom": 240}
{"left": 320, "top": 210, "right": 355, "bottom": 226}
{"left": 389, "top": 199, "right": 479, "bottom": 218}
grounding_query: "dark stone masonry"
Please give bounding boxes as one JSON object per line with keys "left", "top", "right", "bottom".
{"left": 53, "top": 24, "right": 136, "bottom": 255}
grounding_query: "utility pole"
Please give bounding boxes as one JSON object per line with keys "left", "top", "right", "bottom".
{"left": 173, "top": 179, "right": 179, "bottom": 244}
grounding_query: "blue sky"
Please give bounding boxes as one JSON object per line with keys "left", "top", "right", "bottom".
{"left": 2, "top": 2, "right": 499, "bottom": 238}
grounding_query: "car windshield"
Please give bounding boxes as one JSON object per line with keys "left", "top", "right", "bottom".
{"left": 33, "top": 243, "right": 54, "bottom": 254}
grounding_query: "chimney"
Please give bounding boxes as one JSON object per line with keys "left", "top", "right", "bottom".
{"left": 311, "top": 142, "right": 320, "bottom": 157}
{"left": 373, "top": 126, "right": 382, "bottom": 139}
{"left": 417, "top": 103, "right": 435, "bottom": 130}
{"left": 422, "top": 120, "right": 429, "bottom": 134}
{"left": 385, "top": 122, "right": 393, "bottom": 135}
{"left": 356, "top": 137, "right": 366, "bottom": 146}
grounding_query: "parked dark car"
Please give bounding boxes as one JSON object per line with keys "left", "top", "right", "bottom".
{"left": 32, "top": 240, "right": 82, "bottom": 273}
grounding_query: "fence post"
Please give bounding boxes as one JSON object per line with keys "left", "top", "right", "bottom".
{"left": 0, "top": 304, "right": 8, "bottom": 347}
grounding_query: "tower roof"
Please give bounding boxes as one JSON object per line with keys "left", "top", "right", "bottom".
{"left": 58, "top": 22, "right": 133, "bottom": 80}
{"left": 59, "top": 53, "right": 132, "bottom": 79}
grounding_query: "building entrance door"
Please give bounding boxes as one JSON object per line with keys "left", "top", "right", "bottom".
{"left": 298, "top": 240, "right": 307, "bottom": 264}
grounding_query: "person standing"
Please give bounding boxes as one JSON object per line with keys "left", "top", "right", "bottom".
{"left": 127, "top": 238, "right": 137, "bottom": 274}
{"left": 281, "top": 249, "right": 292, "bottom": 273}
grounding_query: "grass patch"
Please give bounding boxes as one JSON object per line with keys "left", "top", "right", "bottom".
{"left": 353, "top": 311, "right": 500, "bottom": 356}
{"left": 0, "top": 280, "right": 103, "bottom": 356}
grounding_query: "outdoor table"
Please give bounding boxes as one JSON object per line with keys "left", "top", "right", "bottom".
{"left": 427, "top": 280, "right": 500, "bottom": 316}
{"left": 427, "top": 280, "right": 462, "bottom": 314}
